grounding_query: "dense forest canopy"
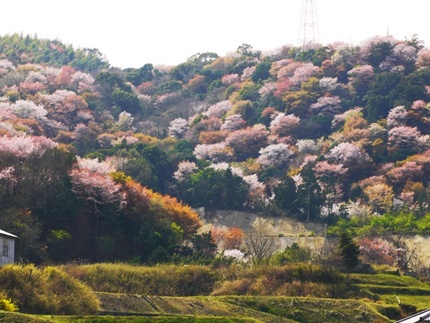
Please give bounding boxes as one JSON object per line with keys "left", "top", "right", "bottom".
{"left": 1, "top": 33, "right": 430, "bottom": 264}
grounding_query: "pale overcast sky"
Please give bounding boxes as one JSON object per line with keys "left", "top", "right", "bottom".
{"left": 1, "top": 1, "right": 429, "bottom": 68}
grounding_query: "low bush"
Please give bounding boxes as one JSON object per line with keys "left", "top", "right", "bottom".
{"left": 64, "top": 263, "right": 219, "bottom": 296}
{"left": 0, "top": 264, "right": 99, "bottom": 314}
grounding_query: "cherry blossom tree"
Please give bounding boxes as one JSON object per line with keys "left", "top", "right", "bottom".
{"left": 41, "top": 89, "right": 89, "bottom": 126}
{"left": 319, "top": 77, "right": 339, "bottom": 92}
{"left": 243, "top": 173, "right": 267, "bottom": 208}
{"left": 52, "top": 66, "right": 76, "bottom": 89}
{"left": 69, "top": 157, "right": 125, "bottom": 210}
{"left": 173, "top": 161, "right": 198, "bottom": 183}
{"left": 388, "top": 126, "right": 427, "bottom": 157}
{"left": 314, "top": 160, "right": 348, "bottom": 179}
{"left": 258, "top": 82, "right": 277, "bottom": 97}
{"left": 386, "top": 161, "right": 423, "bottom": 185}
{"left": 257, "top": 143, "right": 294, "bottom": 168}
{"left": 9, "top": 100, "right": 48, "bottom": 122}
{"left": 193, "top": 142, "right": 234, "bottom": 162}
{"left": 358, "top": 237, "right": 395, "bottom": 265}
{"left": 269, "top": 113, "right": 300, "bottom": 137}
{"left": 289, "top": 64, "right": 320, "bottom": 89}
{"left": 387, "top": 106, "right": 407, "bottom": 128}
{"left": 204, "top": 100, "right": 232, "bottom": 118}
{"left": 310, "top": 96, "right": 342, "bottom": 116}
{"left": 225, "top": 126, "right": 268, "bottom": 161}
{"left": 296, "top": 139, "right": 321, "bottom": 155}
{"left": 0, "top": 59, "right": 15, "bottom": 76}
{"left": 274, "top": 78, "right": 291, "bottom": 97}
{"left": 345, "top": 200, "right": 374, "bottom": 218}
{"left": 70, "top": 71, "right": 95, "bottom": 93}
{"left": 20, "top": 80, "right": 47, "bottom": 95}
{"left": 117, "top": 111, "right": 134, "bottom": 131}
{"left": 0, "top": 135, "right": 58, "bottom": 159}
{"left": 313, "top": 161, "right": 348, "bottom": 216}
{"left": 241, "top": 66, "right": 256, "bottom": 81}
{"left": 274, "top": 60, "right": 302, "bottom": 79}
{"left": 416, "top": 48, "right": 430, "bottom": 68}
{"left": 223, "top": 249, "right": 247, "bottom": 262}
{"left": 326, "top": 142, "right": 371, "bottom": 166}
{"left": 221, "top": 73, "right": 240, "bottom": 85}
{"left": 168, "top": 118, "right": 189, "bottom": 138}
{"left": 221, "top": 114, "right": 246, "bottom": 131}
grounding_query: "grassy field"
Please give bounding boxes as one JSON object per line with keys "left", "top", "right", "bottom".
{"left": 1, "top": 295, "right": 389, "bottom": 323}
{"left": 2, "top": 264, "right": 430, "bottom": 322}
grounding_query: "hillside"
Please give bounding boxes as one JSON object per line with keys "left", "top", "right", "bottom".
{"left": 0, "top": 33, "right": 430, "bottom": 270}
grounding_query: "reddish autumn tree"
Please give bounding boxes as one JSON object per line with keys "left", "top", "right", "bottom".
{"left": 223, "top": 227, "right": 245, "bottom": 250}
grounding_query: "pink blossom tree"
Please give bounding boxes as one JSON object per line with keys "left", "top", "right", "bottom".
{"left": 69, "top": 157, "right": 125, "bottom": 210}
{"left": 310, "top": 96, "right": 342, "bottom": 116}
{"left": 257, "top": 143, "right": 294, "bottom": 168}
{"left": 388, "top": 126, "right": 427, "bottom": 156}
{"left": 386, "top": 161, "right": 423, "bottom": 185}
{"left": 221, "top": 73, "right": 240, "bottom": 85}
{"left": 269, "top": 113, "right": 300, "bottom": 137}
{"left": 204, "top": 100, "right": 232, "bottom": 118}
{"left": 386, "top": 106, "right": 407, "bottom": 128}
{"left": 289, "top": 63, "right": 320, "bottom": 88}
{"left": 326, "top": 142, "right": 371, "bottom": 167}
{"left": 416, "top": 48, "right": 430, "bottom": 68}
{"left": 0, "top": 59, "right": 15, "bottom": 76}
{"left": 358, "top": 237, "right": 395, "bottom": 265}
{"left": 70, "top": 71, "right": 95, "bottom": 93}
{"left": 41, "top": 90, "right": 89, "bottom": 126}
{"left": 226, "top": 126, "right": 268, "bottom": 161}
{"left": 221, "top": 114, "right": 246, "bottom": 131}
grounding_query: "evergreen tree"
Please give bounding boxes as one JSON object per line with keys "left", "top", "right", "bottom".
{"left": 338, "top": 230, "right": 360, "bottom": 276}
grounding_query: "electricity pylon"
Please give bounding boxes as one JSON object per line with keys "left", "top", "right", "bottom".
{"left": 297, "top": 0, "right": 320, "bottom": 50}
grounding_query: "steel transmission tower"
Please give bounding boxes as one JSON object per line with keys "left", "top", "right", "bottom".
{"left": 297, "top": 0, "right": 320, "bottom": 50}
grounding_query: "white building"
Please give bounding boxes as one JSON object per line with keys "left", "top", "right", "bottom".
{"left": 0, "top": 229, "right": 17, "bottom": 265}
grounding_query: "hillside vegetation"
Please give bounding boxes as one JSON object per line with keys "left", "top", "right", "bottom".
{"left": 2, "top": 34, "right": 430, "bottom": 323}
{"left": 1, "top": 33, "right": 430, "bottom": 267}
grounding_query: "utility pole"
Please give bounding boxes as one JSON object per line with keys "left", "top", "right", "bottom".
{"left": 297, "top": 0, "right": 320, "bottom": 50}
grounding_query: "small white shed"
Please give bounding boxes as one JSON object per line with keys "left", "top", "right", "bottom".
{"left": 0, "top": 229, "right": 17, "bottom": 265}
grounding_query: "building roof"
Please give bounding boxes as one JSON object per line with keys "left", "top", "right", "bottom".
{"left": 397, "top": 309, "right": 430, "bottom": 322}
{"left": 0, "top": 229, "right": 18, "bottom": 239}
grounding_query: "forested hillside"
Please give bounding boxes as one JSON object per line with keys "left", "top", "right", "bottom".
{"left": 1, "top": 33, "right": 430, "bottom": 265}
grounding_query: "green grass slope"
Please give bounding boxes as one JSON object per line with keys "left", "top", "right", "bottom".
{"left": 96, "top": 293, "right": 390, "bottom": 323}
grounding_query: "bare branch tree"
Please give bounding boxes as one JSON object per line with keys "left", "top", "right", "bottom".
{"left": 244, "top": 218, "right": 279, "bottom": 263}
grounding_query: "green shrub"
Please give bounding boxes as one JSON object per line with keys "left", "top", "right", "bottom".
{"left": 0, "top": 264, "right": 99, "bottom": 314}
